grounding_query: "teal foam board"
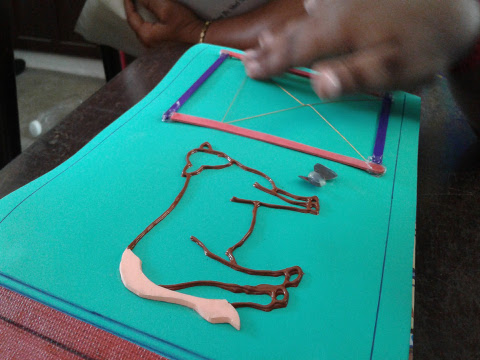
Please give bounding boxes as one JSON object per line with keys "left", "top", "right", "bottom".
{"left": 0, "top": 44, "right": 420, "bottom": 360}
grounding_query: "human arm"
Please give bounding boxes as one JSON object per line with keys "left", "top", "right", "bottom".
{"left": 124, "top": 0, "right": 306, "bottom": 50}
{"left": 242, "top": 0, "right": 480, "bottom": 111}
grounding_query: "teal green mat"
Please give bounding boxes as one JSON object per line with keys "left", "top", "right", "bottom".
{"left": 0, "top": 44, "right": 420, "bottom": 360}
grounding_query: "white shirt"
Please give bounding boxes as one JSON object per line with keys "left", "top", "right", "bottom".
{"left": 178, "top": 0, "right": 269, "bottom": 20}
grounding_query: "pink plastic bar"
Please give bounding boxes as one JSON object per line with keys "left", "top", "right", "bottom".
{"left": 170, "top": 112, "right": 386, "bottom": 175}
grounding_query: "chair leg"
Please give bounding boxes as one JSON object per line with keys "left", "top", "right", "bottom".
{"left": 14, "top": 58, "right": 26, "bottom": 76}
{"left": 100, "top": 45, "right": 122, "bottom": 82}
{"left": 0, "top": 0, "right": 21, "bottom": 169}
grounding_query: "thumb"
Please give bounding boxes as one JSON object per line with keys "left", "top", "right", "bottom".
{"left": 310, "top": 43, "right": 401, "bottom": 98}
{"left": 243, "top": 15, "right": 344, "bottom": 79}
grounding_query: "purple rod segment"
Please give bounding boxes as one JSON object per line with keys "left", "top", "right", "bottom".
{"left": 370, "top": 93, "right": 392, "bottom": 164}
{"left": 163, "top": 52, "right": 230, "bottom": 121}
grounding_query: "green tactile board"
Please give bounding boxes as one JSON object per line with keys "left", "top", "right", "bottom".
{"left": 0, "top": 44, "right": 420, "bottom": 360}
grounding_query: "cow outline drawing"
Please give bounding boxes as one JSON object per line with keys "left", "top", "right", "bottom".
{"left": 119, "top": 142, "right": 319, "bottom": 330}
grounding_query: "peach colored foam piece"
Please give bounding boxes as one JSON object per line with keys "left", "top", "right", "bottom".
{"left": 119, "top": 249, "right": 241, "bottom": 330}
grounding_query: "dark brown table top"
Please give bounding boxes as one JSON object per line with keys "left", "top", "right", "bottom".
{"left": 0, "top": 42, "right": 479, "bottom": 359}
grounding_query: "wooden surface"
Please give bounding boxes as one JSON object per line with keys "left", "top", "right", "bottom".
{"left": 0, "top": 42, "right": 479, "bottom": 359}
{"left": 415, "top": 81, "right": 480, "bottom": 359}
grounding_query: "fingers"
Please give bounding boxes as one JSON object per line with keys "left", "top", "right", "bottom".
{"left": 310, "top": 43, "right": 402, "bottom": 98}
{"left": 242, "top": 8, "right": 405, "bottom": 98}
{"left": 137, "top": 0, "right": 168, "bottom": 20}
{"left": 304, "top": 0, "right": 336, "bottom": 17}
{"left": 125, "top": 0, "right": 165, "bottom": 47}
{"left": 243, "top": 29, "right": 294, "bottom": 79}
{"left": 124, "top": 0, "right": 144, "bottom": 32}
{"left": 243, "top": 14, "right": 350, "bottom": 80}
{"left": 311, "top": 69, "right": 342, "bottom": 99}
{"left": 243, "top": 18, "right": 321, "bottom": 78}
{"left": 303, "top": 0, "right": 318, "bottom": 16}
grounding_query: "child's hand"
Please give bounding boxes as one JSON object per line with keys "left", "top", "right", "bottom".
{"left": 243, "top": 0, "right": 480, "bottom": 98}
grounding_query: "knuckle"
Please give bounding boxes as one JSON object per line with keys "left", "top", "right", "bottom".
{"left": 336, "top": 59, "right": 364, "bottom": 92}
{"left": 138, "top": 31, "right": 153, "bottom": 47}
{"left": 376, "top": 51, "right": 405, "bottom": 88}
{"left": 143, "top": 38, "right": 154, "bottom": 48}
{"left": 381, "top": 52, "right": 404, "bottom": 78}
{"left": 158, "top": 6, "right": 172, "bottom": 20}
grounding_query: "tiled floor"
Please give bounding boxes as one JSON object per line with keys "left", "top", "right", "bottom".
{"left": 14, "top": 51, "right": 106, "bottom": 150}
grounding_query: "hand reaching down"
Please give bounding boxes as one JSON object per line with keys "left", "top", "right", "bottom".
{"left": 243, "top": 0, "right": 480, "bottom": 99}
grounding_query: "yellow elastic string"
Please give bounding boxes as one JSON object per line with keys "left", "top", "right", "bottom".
{"left": 272, "top": 81, "right": 369, "bottom": 162}
{"left": 221, "top": 76, "right": 247, "bottom": 122}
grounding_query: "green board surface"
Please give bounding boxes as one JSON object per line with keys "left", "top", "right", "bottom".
{"left": 0, "top": 44, "right": 420, "bottom": 360}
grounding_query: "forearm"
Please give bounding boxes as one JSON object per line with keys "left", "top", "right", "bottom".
{"left": 204, "top": 0, "right": 305, "bottom": 50}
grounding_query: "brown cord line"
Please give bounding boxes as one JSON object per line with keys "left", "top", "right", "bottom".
{"left": 128, "top": 142, "right": 319, "bottom": 311}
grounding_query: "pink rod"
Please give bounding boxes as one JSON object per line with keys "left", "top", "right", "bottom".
{"left": 170, "top": 112, "right": 385, "bottom": 175}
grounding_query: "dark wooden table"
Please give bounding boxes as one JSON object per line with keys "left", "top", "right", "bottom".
{"left": 0, "top": 42, "right": 479, "bottom": 359}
